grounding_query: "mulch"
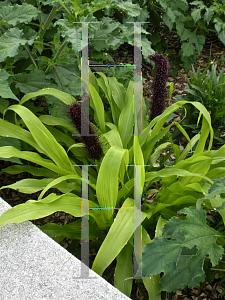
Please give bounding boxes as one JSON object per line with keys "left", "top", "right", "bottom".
{"left": 0, "top": 30, "right": 225, "bottom": 300}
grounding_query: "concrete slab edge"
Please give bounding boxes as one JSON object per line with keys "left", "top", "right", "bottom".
{"left": 0, "top": 197, "right": 130, "bottom": 300}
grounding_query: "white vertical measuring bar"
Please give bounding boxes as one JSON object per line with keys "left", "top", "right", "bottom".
{"left": 126, "top": 21, "right": 150, "bottom": 137}
{"left": 133, "top": 164, "right": 142, "bottom": 278}
{"left": 134, "top": 22, "right": 142, "bottom": 136}
{"left": 81, "top": 23, "right": 92, "bottom": 136}
{"left": 73, "top": 164, "right": 97, "bottom": 279}
{"left": 80, "top": 164, "right": 89, "bottom": 277}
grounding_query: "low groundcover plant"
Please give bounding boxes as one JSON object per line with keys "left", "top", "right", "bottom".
{"left": 0, "top": 65, "right": 225, "bottom": 299}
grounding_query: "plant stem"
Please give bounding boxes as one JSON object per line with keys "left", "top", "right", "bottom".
{"left": 58, "top": 1, "right": 71, "bottom": 15}
{"left": 31, "top": 6, "right": 57, "bottom": 58}
{"left": 24, "top": 44, "right": 38, "bottom": 68}
{"left": 33, "top": 41, "right": 54, "bottom": 48}
{"left": 28, "top": 22, "right": 42, "bottom": 28}
{"left": 45, "top": 39, "right": 68, "bottom": 74}
{"left": 39, "top": 7, "right": 57, "bottom": 39}
{"left": 52, "top": 67, "right": 62, "bottom": 89}
{"left": 36, "top": 0, "right": 42, "bottom": 28}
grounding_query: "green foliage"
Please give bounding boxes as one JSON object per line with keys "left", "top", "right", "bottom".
{"left": 202, "top": 177, "right": 225, "bottom": 299}
{"left": 0, "top": 2, "right": 38, "bottom": 25}
{"left": 142, "top": 195, "right": 225, "bottom": 293}
{"left": 0, "top": 69, "right": 225, "bottom": 298}
{"left": 175, "top": 63, "right": 225, "bottom": 145}
{"left": 204, "top": 177, "right": 225, "bottom": 202}
{"left": 203, "top": 177, "right": 225, "bottom": 226}
{"left": 143, "top": 0, "right": 225, "bottom": 71}
{"left": 0, "top": 0, "right": 152, "bottom": 121}
{"left": 0, "top": 0, "right": 154, "bottom": 156}
{"left": 0, "top": 69, "right": 19, "bottom": 101}
{"left": 0, "top": 27, "right": 38, "bottom": 62}
{"left": 0, "top": 1, "right": 225, "bottom": 298}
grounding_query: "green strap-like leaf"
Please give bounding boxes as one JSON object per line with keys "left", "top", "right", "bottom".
{"left": 39, "top": 115, "right": 78, "bottom": 133}
{"left": 207, "top": 167, "right": 225, "bottom": 179}
{"left": 38, "top": 174, "right": 95, "bottom": 200}
{"left": 5, "top": 105, "right": 74, "bottom": 173}
{"left": 0, "top": 146, "right": 73, "bottom": 176}
{"left": 92, "top": 198, "right": 147, "bottom": 276}
{"left": 96, "top": 72, "right": 120, "bottom": 125}
{"left": 117, "top": 166, "right": 213, "bottom": 204}
{"left": 140, "top": 101, "right": 213, "bottom": 160}
{"left": 179, "top": 158, "right": 212, "bottom": 186}
{"left": 146, "top": 168, "right": 212, "bottom": 184}
{"left": 0, "top": 165, "right": 57, "bottom": 177}
{"left": 142, "top": 124, "right": 173, "bottom": 164}
{"left": 134, "top": 123, "right": 145, "bottom": 190}
{"left": 114, "top": 242, "right": 133, "bottom": 296}
{"left": 0, "top": 178, "right": 54, "bottom": 194}
{"left": 118, "top": 81, "right": 134, "bottom": 148}
{"left": 103, "top": 128, "right": 123, "bottom": 148}
{"left": 177, "top": 134, "right": 200, "bottom": 163}
{"left": 96, "top": 146, "right": 129, "bottom": 221}
{"left": 38, "top": 218, "right": 105, "bottom": 241}
{"left": 0, "top": 193, "right": 87, "bottom": 228}
{"left": 191, "top": 101, "right": 213, "bottom": 152}
{"left": 108, "top": 77, "right": 125, "bottom": 111}
{"left": 150, "top": 142, "right": 171, "bottom": 167}
{"left": 89, "top": 82, "right": 106, "bottom": 133}
{"left": 20, "top": 88, "right": 75, "bottom": 106}
{"left": 0, "top": 118, "right": 43, "bottom": 153}
{"left": 0, "top": 191, "right": 101, "bottom": 229}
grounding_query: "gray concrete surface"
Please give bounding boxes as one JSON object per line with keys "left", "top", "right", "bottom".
{"left": 0, "top": 197, "right": 130, "bottom": 300}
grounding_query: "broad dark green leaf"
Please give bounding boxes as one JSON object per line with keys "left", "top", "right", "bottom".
{"left": 142, "top": 204, "right": 224, "bottom": 292}
{"left": 0, "top": 3, "right": 38, "bottom": 26}
{"left": 204, "top": 8, "right": 214, "bottom": 24}
{"left": 14, "top": 70, "right": 50, "bottom": 94}
{"left": 0, "top": 28, "right": 37, "bottom": 62}
{"left": 0, "top": 69, "right": 18, "bottom": 100}
{"left": 181, "top": 42, "right": 195, "bottom": 56}
{"left": 203, "top": 177, "right": 225, "bottom": 201}
{"left": 191, "top": 9, "right": 201, "bottom": 23}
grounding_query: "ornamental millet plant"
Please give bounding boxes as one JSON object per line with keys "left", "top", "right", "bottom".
{"left": 68, "top": 102, "right": 103, "bottom": 161}
{"left": 149, "top": 54, "right": 169, "bottom": 121}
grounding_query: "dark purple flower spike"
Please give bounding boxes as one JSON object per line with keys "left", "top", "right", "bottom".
{"left": 148, "top": 54, "right": 169, "bottom": 121}
{"left": 68, "top": 103, "right": 103, "bottom": 161}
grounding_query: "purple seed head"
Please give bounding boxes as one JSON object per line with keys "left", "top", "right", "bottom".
{"left": 148, "top": 54, "right": 169, "bottom": 121}
{"left": 68, "top": 103, "right": 103, "bottom": 161}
